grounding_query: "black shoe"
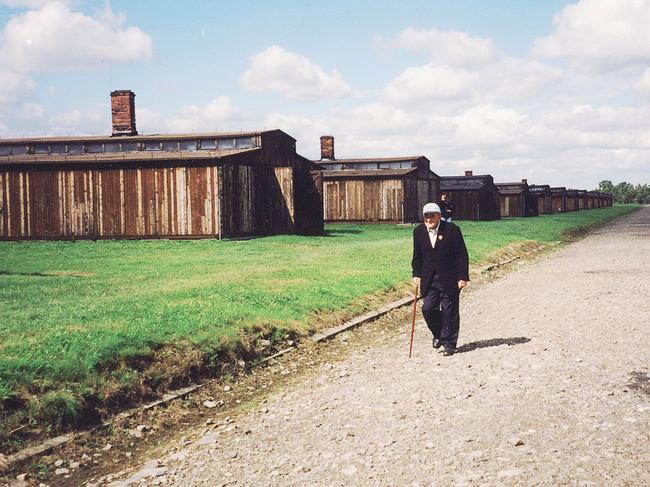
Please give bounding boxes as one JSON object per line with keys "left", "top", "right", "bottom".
{"left": 432, "top": 338, "right": 441, "bottom": 349}
{"left": 442, "top": 347, "right": 455, "bottom": 356}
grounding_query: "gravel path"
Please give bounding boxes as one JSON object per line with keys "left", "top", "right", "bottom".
{"left": 111, "top": 208, "right": 650, "bottom": 487}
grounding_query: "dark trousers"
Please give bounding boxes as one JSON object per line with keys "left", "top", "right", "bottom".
{"left": 421, "top": 275, "right": 460, "bottom": 349}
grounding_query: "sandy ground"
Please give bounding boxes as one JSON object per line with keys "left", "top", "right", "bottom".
{"left": 104, "top": 208, "right": 650, "bottom": 487}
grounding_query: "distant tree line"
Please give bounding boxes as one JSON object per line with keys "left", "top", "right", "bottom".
{"left": 598, "top": 180, "right": 650, "bottom": 204}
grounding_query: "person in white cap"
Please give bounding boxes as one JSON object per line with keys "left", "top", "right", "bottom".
{"left": 411, "top": 202, "right": 469, "bottom": 356}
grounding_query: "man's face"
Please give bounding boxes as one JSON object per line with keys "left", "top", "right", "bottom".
{"left": 424, "top": 212, "right": 441, "bottom": 229}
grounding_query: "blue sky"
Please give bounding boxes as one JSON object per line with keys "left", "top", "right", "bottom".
{"left": 1, "top": 0, "right": 649, "bottom": 189}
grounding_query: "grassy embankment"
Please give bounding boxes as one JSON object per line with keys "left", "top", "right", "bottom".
{"left": 0, "top": 205, "right": 639, "bottom": 437}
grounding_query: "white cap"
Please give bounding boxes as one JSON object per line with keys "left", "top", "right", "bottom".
{"left": 422, "top": 203, "right": 441, "bottom": 215}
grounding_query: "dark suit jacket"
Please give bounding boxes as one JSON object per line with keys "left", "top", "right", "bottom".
{"left": 411, "top": 220, "right": 469, "bottom": 296}
{"left": 440, "top": 200, "right": 454, "bottom": 219}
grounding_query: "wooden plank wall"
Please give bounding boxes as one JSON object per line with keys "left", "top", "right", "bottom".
{"left": 403, "top": 179, "right": 417, "bottom": 223}
{"left": 0, "top": 165, "right": 221, "bottom": 239}
{"left": 220, "top": 164, "right": 295, "bottom": 237}
{"left": 416, "top": 180, "right": 437, "bottom": 220}
{"left": 323, "top": 179, "right": 405, "bottom": 222}
{"left": 566, "top": 197, "right": 577, "bottom": 212}
{"left": 478, "top": 189, "right": 501, "bottom": 221}
{"left": 500, "top": 194, "right": 526, "bottom": 217}
{"left": 269, "top": 166, "right": 295, "bottom": 234}
{"left": 292, "top": 170, "right": 323, "bottom": 236}
{"left": 447, "top": 191, "right": 478, "bottom": 220}
{"left": 537, "top": 195, "right": 554, "bottom": 214}
{"left": 446, "top": 189, "right": 500, "bottom": 221}
{"left": 551, "top": 195, "right": 566, "bottom": 213}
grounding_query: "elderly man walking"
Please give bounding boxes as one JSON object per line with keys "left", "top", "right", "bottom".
{"left": 411, "top": 203, "right": 469, "bottom": 356}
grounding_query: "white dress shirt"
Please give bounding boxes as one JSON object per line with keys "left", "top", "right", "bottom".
{"left": 428, "top": 224, "right": 439, "bottom": 248}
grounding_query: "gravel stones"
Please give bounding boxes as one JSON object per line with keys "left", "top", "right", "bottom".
{"left": 100, "top": 209, "right": 650, "bottom": 486}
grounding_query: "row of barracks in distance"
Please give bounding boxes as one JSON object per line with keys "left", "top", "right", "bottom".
{"left": 0, "top": 90, "right": 613, "bottom": 240}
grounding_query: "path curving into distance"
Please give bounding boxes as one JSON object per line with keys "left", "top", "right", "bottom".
{"left": 111, "top": 207, "right": 650, "bottom": 487}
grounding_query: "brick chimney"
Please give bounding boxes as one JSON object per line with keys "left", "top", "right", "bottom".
{"left": 521, "top": 178, "right": 528, "bottom": 184}
{"left": 111, "top": 90, "right": 137, "bottom": 136}
{"left": 464, "top": 170, "right": 473, "bottom": 177}
{"left": 320, "top": 135, "right": 335, "bottom": 160}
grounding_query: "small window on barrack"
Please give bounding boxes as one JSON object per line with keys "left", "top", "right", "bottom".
{"left": 162, "top": 140, "right": 179, "bottom": 151}
{"left": 67, "top": 144, "right": 84, "bottom": 155}
{"left": 180, "top": 140, "right": 197, "bottom": 151}
{"left": 145, "top": 141, "right": 161, "bottom": 151}
{"left": 235, "top": 137, "right": 253, "bottom": 149}
{"left": 199, "top": 139, "right": 217, "bottom": 150}
{"left": 218, "top": 138, "right": 235, "bottom": 149}
{"left": 34, "top": 144, "right": 50, "bottom": 154}
{"left": 121, "top": 142, "right": 139, "bottom": 152}
{"left": 104, "top": 142, "right": 120, "bottom": 153}
{"left": 86, "top": 143, "right": 103, "bottom": 153}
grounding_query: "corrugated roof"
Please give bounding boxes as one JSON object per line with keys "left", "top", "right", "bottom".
{"left": 441, "top": 174, "right": 493, "bottom": 191}
{"left": 322, "top": 168, "right": 418, "bottom": 179}
{"left": 0, "top": 128, "right": 292, "bottom": 144}
{"left": 0, "top": 147, "right": 260, "bottom": 166}
{"left": 318, "top": 156, "right": 427, "bottom": 164}
{"left": 496, "top": 182, "right": 528, "bottom": 195}
{"left": 528, "top": 184, "right": 552, "bottom": 194}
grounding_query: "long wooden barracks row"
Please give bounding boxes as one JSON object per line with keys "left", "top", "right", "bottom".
{"left": 0, "top": 91, "right": 324, "bottom": 240}
{"left": 0, "top": 91, "right": 613, "bottom": 239}
{"left": 315, "top": 136, "right": 440, "bottom": 223}
{"left": 314, "top": 137, "right": 611, "bottom": 224}
{"left": 494, "top": 180, "right": 611, "bottom": 218}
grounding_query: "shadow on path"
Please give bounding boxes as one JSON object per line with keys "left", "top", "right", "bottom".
{"left": 456, "top": 336, "right": 531, "bottom": 354}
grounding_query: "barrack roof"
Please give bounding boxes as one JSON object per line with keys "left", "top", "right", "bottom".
{"left": 496, "top": 182, "right": 529, "bottom": 195}
{"left": 322, "top": 168, "right": 418, "bottom": 179}
{"left": 318, "top": 155, "right": 428, "bottom": 164}
{"left": 440, "top": 174, "right": 495, "bottom": 191}
{"left": 0, "top": 128, "right": 293, "bottom": 144}
{"left": 0, "top": 148, "right": 259, "bottom": 166}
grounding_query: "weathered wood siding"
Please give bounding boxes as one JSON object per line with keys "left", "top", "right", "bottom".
{"left": 323, "top": 178, "right": 406, "bottom": 222}
{"left": 0, "top": 165, "right": 222, "bottom": 239}
{"left": 220, "top": 164, "right": 295, "bottom": 237}
{"left": 536, "top": 195, "right": 553, "bottom": 214}
{"left": 551, "top": 194, "right": 567, "bottom": 213}
{"left": 293, "top": 170, "right": 324, "bottom": 235}
{"left": 565, "top": 192, "right": 579, "bottom": 211}
{"left": 0, "top": 163, "right": 300, "bottom": 240}
{"left": 446, "top": 188, "right": 500, "bottom": 221}
{"left": 500, "top": 194, "right": 526, "bottom": 217}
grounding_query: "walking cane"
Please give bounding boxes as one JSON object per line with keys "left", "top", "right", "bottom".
{"left": 408, "top": 282, "right": 419, "bottom": 358}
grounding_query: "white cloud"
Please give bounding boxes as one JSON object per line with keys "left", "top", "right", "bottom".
{"left": 636, "top": 68, "right": 650, "bottom": 96}
{"left": 0, "top": 69, "right": 35, "bottom": 104}
{"left": 166, "top": 96, "right": 251, "bottom": 133}
{"left": 378, "top": 27, "right": 496, "bottom": 67}
{"left": 19, "top": 101, "right": 45, "bottom": 119}
{"left": 379, "top": 25, "right": 564, "bottom": 108}
{"left": 384, "top": 64, "right": 476, "bottom": 105}
{"left": 534, "top": 0, "right": 650, "bottom": 72}
{"left": 134, "top": 107, "right": 162, "bottom": 133}
{"left": 451, "top": 104, "right": 529, "bottom": 147}
{"left": 0, "top": 0, "right": 67, "bottom": 7}
{"left": 0, "top": 1, "right": 153, "bottom": 73}
{"left": 49, "top": 107, "right": 104, "bottom": 134}
{"left": 241, "top": 45, "right": 352, "bottom": 101}
{"left": 483, "top": 59, "right": 565, "bottom": 100}
{"left": 382, "top": 58, "right": 563, "bottom": 108}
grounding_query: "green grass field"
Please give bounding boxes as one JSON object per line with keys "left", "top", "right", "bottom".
{"left": 0, "top": 205, "right": 639, "bottom": 433}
